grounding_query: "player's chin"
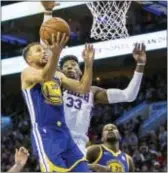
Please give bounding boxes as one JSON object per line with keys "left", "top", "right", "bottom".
{"left": 67, "top": 73, "right": 76, "bottom": 79}
{"left": 107, "top": 137, "right": 118, "bottom": 143}
{"left": 41, "top": 60, "right": 48, "bottom": 65}
{"left": 107, "top": 134, "right": 117, "bottom": 141}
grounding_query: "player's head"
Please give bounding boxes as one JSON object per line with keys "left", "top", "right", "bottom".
{"left": 60, "top": 55, "right": 82, "bottom": 80}
{"left": 101, "top": 124, "right": 121, "bottom": 144}
{"left": 23, "top": 42, "right": 49, "bottom": 67}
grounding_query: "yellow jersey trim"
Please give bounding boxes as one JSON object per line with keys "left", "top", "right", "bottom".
{"left": 102, "top": 144, "right": 121, "bottom": 157}
{"left": 40, "top": 155, "right": 87, "bottom": 172}
{"left": 92, "top": 145, "right": 103, "bottom": 164}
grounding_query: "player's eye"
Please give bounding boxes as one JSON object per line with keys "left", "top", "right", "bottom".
{"left": 36, "top": 48, "right": 41, "bottom": 52}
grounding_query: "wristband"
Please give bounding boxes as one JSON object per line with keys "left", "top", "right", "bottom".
{"left": 44, "top": 10, "right": 52, "bottom": 15}
{"left": 137, "top": 63, "right": 146, "bottom": 66}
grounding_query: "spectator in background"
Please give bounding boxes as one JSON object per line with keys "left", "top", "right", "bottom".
{"left": 8, "top": 147, "right": 29, "bottom": 172}
{"left": 158, "top": 126, "right": 167, "bottom": 147}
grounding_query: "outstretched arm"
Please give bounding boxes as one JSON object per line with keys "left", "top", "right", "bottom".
{"left": 40, "top": 1, "right": 58, "bottom": 45}
{"left": 92, "top": 43, "right": 146, "bottom": 104}
{"left": 55, "top": 44, "right": 94, "bottom": 94}
{"left": 41, "top": 1, "right": 60, "bottom": 22}
{"left": 8, "top": 147, "right": 29, "bottom": 172}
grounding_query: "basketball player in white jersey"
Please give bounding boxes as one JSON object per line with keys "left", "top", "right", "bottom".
{"left": 41, "top": 1, "right": 147, "bottom": 155}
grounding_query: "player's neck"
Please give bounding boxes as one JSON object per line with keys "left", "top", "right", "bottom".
{"left": 104, "top": 142, "right": 120, "bottom": 152}
{"left": 31, "top": 63, "right": 44, "bottom": 70}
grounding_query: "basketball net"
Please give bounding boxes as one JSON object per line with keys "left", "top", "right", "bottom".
{"left": 86, "top": 1, "right": 131, "bottom": 41}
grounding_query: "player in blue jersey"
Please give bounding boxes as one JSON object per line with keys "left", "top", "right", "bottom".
{"left": 86, "top": 124, "right": 135, "bottom": 172}
{"left": 21, "top": 32, "right": 95, "bottom": 172}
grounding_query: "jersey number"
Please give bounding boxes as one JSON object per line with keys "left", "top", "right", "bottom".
{"left": 66, "top": 97, "right": 82, "bottom": 110}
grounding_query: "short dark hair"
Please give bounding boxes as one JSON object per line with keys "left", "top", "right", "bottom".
{"left": 59, "top": 55, "right": 79, "bottom": 69}
{"left": 22, "top": 42, "right": 40, "bottom": 63}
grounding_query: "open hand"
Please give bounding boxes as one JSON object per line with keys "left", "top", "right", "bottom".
{"left": 44, "top": 33, "right": 69, "bottom": 59}
{"left": 15, "top": 147, "right": 29, "bottom": 166}
{"left": 88, "top": 164, "right": 110, "bottom": 172}
{"left": 82, "top": 44, "right": 95, "bottom": 67}
{"left": 133, "top": 43, "right": 146, "bottom": 64}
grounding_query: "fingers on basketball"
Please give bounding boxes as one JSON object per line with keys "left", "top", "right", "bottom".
{"left": 40, "top": 18, "right": 70, "bottom": 46}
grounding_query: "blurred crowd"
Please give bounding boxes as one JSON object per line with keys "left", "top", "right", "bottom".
{"left": 1, "top": 73, "right": 167, "bottom": 172}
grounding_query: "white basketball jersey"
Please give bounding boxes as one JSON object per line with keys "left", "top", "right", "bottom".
{"left": 63, "top": 88, "right": 94, "bottom": 146}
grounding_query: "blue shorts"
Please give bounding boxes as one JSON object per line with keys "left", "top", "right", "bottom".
{"left": 31, "top": 126, "right": 89, "bottom": 172}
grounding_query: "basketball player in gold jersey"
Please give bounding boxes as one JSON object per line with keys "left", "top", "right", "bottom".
{"left": 21, "top": 31, "right": 95, "bottom": 171}
{"left": 86, "top": 124, "right": 135, "bottom": 172}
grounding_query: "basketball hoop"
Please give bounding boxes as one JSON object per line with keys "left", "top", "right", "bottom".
{"left": 86, "top": 1, "right": 131, "bottom": 40}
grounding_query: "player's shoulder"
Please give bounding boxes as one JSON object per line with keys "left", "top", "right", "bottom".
{"left": 87, "top": 144, "right": 102, "bottom": 153}
{"left": 125, "top": 153, "right": 132, "bottom": 158}
{"left": 21, "top": 67, "right": 32, "bottom": 79}
{"left": 86, "top": 144, "right": 102, "bottom": 163}
{"left": 21, "top": 67, "right": 33, "bottom": 89}
{"left": 125, "top": 152, "right": 134, "bottom": 171}
{"left": 21, "top": 67, "right": 38, "bottom": 79}
{"left": 125, "top": 153, "right": 133, "bottom": 163}
{"left": 125, "top": 153, "right": 132, "bottom": 160}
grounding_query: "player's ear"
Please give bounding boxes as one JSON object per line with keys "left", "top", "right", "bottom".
{"left": 79, "top": 68, "right": 82, "bottom": 76}
{"left": 26, "top": 55, "right": 33, "bottom": 64}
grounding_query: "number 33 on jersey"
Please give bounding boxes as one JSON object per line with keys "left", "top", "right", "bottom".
{"left": 62, "top": 88, "right": 94, "bottom": 134}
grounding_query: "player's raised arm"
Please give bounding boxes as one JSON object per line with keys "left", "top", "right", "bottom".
{"left": 41, "top": 1, "right": 60, "bottom": 23}
{"left": 40, "top": 1, "right": 58, "bottom": 44}
{"left": 56, "top": 44, "right": 94, "bottom": 94}
{"left": 22, "top": 33, "right": 68, "bottom": 89}
{"left": 8, "top": 147, "right": 29, "bottom": 172}
{"left": 41, "top": 33, "right": 68, "bottom": 81}
{"left": 92, "top": 43, "right": 146, "bottom": 104}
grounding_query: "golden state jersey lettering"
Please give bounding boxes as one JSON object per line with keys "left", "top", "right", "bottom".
{"left": 41, "top": 79, "right": 62, "bottom": 105}
{"left": 107, "top": 160, "right": 124, "bottom": 172}
{"left": 94, "top": 145, "right": 129, "bottom": 172}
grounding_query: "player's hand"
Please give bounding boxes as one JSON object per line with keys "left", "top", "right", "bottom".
{"left": 15, "top": 147, "right": 29, "bottom": 166}
{"left": 133, "top": 43, "right": 146, "bottom": 64}
{"left": 44, "top": 33, "right": 69, "bottom": 58}
{"left": 82, "top": 44, "right": 95, "bottom": 67}
{"left": 88, "top": 164, "right": 111, "bottom": 172}
{"left": 41, "top": 1, "right": 59, "bottom": 11}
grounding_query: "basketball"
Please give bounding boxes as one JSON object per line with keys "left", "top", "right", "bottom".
{"left": 40, "top": 17, "right": 70, "bottom": 45}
